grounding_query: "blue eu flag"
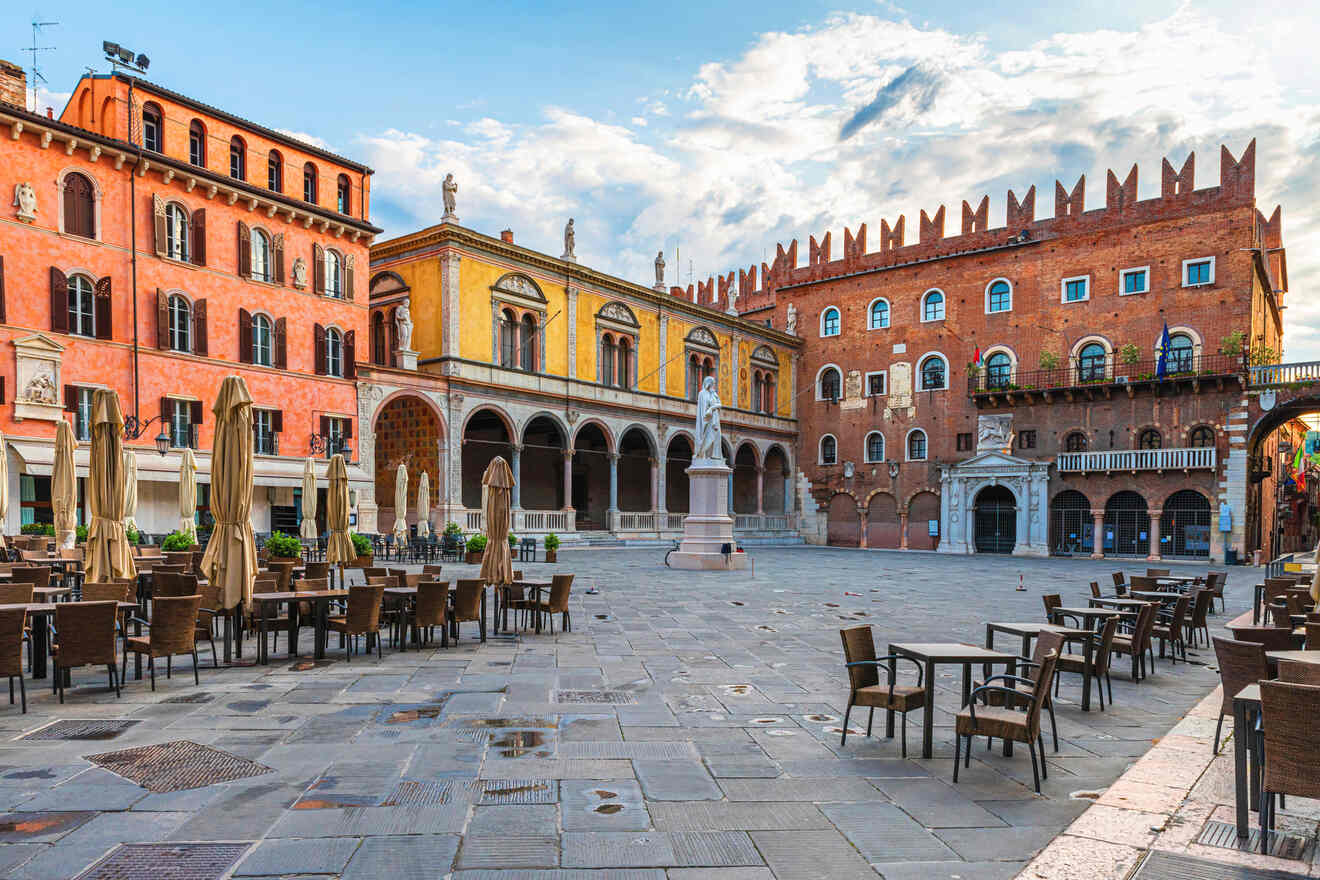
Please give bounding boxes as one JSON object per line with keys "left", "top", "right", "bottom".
{"left": 1155, "top": 322, "right": 1171, "bottom": 379}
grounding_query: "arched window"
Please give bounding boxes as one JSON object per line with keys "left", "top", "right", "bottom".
{"left": 168, "top": 294, "right": 191, "bottom": 352}
{"left": 819, "top": 366, "right": 841, "bottom": 401}
{"left": 252, "top": 314, "right": 272, "bottom": 366}
{"left": 1065, "top": 432, "right": 1088, "bottom": 452}
{"left": 821, "top": 307, "right": 840, "bottom": 337}
{"left": 337, "top": 174, "right": 351, "bottom": 214}
{"left": 250, "top": 229, "right": 271, "bottom": 282}
{"left": 371, "top": 311, "right": 386, "bottom": 365}
{"left": 165, "top": 203, "right": 189, "bottom": 262}
{"left": 324, "top": 249, "right": 343, "bottom": 298}
{"left": 919, "top": 355, "right": 947, "bottom": 391}
{"left": 62, "top": 171, "right": 96, "bottom": 239}
{"left": 688, "top": 354, "right": 701, "bottom": 400}
{"left": 907, "top": 429, "right": 928, "bottom": 461}
{"left": 752, "top": 372, "right": 764, "bottom": 413}
{"left": 67, "top": 275, "right": 96, "bottom": 337}
{"left": 986, "top": 279, "right": 1011, "bottom": 313}
{"left": 1078, "top": 342, "right": 1107, "bottom": 382}
{"left": 499, "top": 308, "right": 516, "bottom": 368}
{"left": 1166, "top": 333, "right": 1194, "bottom": 373}
{"left": 303, "top": 163, "right": 318, "bottom": 203}
{"left": 325, "top": 327, "right": 344, "bottom": 377}
{"left": 922, "top": 290, "right": 945, "bottom": 322}
{"left": 601, "top": 333, "right": 616, "bottom": 386}
{"left": 229, "top": 136, "right": 246, "bottom": 180}
{"left": 820, "top": 435, "right": 837, "bottom": 465}
{"left": 865, "top": 432, "right": 885, "bottom": 463}
{"left": 702, "top": 357, "right": 714, "bottom": 381}
{"left": 868, "top": 299, "right": 889, "bottom": 330}
{"left": 616, "top": 336, "right": 630, "bottom": 387}
{"left": 188, "top": 120, "right": 206, "bottom": 167}
{"left": 763, "top": 373, "right": 775, "bottom": 414}
{"left": 1189, "top": 426, "right": 1215, "bottom": 448}
{"left": 267, "top": 150, "right": 283, "bottom": 192}
{"left": 985, "top": 352, "right": 1012, "bottom": 389}
{"left": 142, "top": 102, "right": 163, "bottom": 153}
{"left": 1138, "top": 428, "right": 1162, "bottom": 449}
{"left": 520, "top": 313, "right": 538, "bottom": 373}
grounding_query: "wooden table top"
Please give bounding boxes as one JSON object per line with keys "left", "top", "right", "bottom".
{"left": 251, "top": 590, "right": 348, "bottom": 602}
{"left": 384, "top": 586, "right": 417, "bottom": 596}
{"left": 514, "top": 578, "right": 554, "bottom": 586}
{"left": 33, "top": 586, "right": 71, "bottom": 597}
{"left": 986, "top": 622, "right": 1089, "bottom": 638}
{"left": 1234, "top": 683, "right": 1261, "bottom": 704}
{"left": 1089, "top": 597, "right": 1152, "bottom": 608}
{"left": 0, "top": 601, "right": 135, "bottom": 613}
{"left": 1266, "top": 650, "right": 1320, "bottom": 664}
{"left": 889, "top": 642, "right": 1017, "bottom": 663}
{"left": 1055, "top": 606, "right": 1124, "bottom": 617}
{"left": 1129, "top": 591, "right": 1180, "bottom": 601}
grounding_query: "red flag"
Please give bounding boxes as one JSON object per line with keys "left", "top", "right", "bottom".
{"left": 973, "top": 346, "right": 982, "bottom": 367}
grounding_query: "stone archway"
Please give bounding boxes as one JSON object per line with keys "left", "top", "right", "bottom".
{"left": 732, "top": 443, "right": 759, "bottom": 514}
{"left": 618, "top": 427, "right": 654, "bottom": 512}
{"left": 573, "top": 423, "right": 611, "bottom": 530}
{"left": 866, "top": 492, "right": 900, "bottom": 549}
{"left": 973, "top": 485, "right": 1017, "bottom": 554}
{"left": 462, "top": 409, "right": 512, "bottom": 509}
{"left": 764, "top": 445, "right": 789, "bottom": 514}
{"left": 374, "top": 394, "right": 443, "bottom": 533}
{"left": 666, "top": 435, "right": 693, "bottom": 513}
{"left": 827, "top": 493, "right": 860, "bottom": 547}
{"left": 520, "top": 415, "right": 566, "bottom": 511}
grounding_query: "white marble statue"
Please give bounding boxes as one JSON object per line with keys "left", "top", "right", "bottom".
{"left": 395, "top": 298, "right": 414, "bottom": 352}
{"left": 654, "top": 250, "right": 665, "bottom": 287}
{"left": 785, "top": 303, "right": 798, "bottom": 335}
{"left": 693, "top": 375, "right": 724, "bottom": 463}
{"left": 442, "top": 173, "right": 458, "bottom": 218}
{"left": 12, "top": 182, "right": 36, "bottom": 223}
{"left": 291, "top": 257, "right": 308, "bottom": 289}
{"left": 562, "top": 218, "right": 576, "bottom": 260}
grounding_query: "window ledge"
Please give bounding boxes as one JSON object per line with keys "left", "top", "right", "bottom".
{"left": 158, "top": 255, "right": 200, "bottom": 271}
{"left": 58, "top": 232, "right": 102, "bottom": 246}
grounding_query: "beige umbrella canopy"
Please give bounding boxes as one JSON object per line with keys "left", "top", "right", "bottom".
{"left": 200, "top": 376, "right": 258, "bottom": 610}
{"left": 325, "top": 453, "right": 355, "bottom": 565}
{"left": 52, "top": 420, "right": 77, "bottom": 550}
{"left": 479, "top": 455, "right": 514, "bottom": 586}
{"left": 85, "top": 389, "right": 135, "bottom": 583}
{"left": 122, "top": 449, "right": 139, "bottom": 534}
{"left": 392, "top": 462, "right": 409, "bottom": 547}
{"left": 300, "top": 457, "right": 318, "bottom": 541}
{"left": 179, "top": 447, "right": 198, "bottom": 542}
{"left": 416, "top": 471, "right": 431, "bottom": 538}
{"left": 0, "top": 429, "right": 9, "bottom": 552}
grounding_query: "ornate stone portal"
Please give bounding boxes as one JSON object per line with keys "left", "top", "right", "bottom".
{"left": 937, "top": 415, "right": 1049, "bottom": 556}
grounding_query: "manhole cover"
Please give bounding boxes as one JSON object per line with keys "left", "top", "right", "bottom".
{"left": 21, "top": 720, "right": 140, "bottom": 741}
{"left": 380, "top": 780, "right": 453, "bottom": 806}
{"left": 161, "top": 693, "right": 212, "bottom": 704}
{"left": 476, "top": 778, "right": 557, "bottom": 804}
{"left": 552, "top": 690, "right": 637, "bottom": 705}
{"left": 72, "top": 843, "right": 251, "bottom": 880}
{"left": 84, "top": 741, "right": 273, "bottom": 793}
{"left": 1197, "top": 819, "right": 1315, "bottom": 861}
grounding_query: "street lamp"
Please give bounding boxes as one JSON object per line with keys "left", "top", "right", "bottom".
{"left": 122, "top": 414, "right": 173, "bottom": 457}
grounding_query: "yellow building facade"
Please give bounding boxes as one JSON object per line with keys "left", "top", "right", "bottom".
{"left": 355, "top": 222, "right": 800, "bottom": 541}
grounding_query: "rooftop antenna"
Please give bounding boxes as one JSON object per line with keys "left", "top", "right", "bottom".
{"left": 25, "top": 19, "right": 58, "bottom": 111}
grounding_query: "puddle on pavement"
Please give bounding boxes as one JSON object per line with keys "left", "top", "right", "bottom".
{"left": 4, "top": 770, "right": 55, "bottom": 780}
{"left": 594, "top": 614, "right": 612, "bottom": 621}
{"left": 591, "top": 789, "right": 618, "bottom": 798}
{"left": 750, "top": 718, "right": 781, "bottom": 725}
{"left": 491, "top": 730, "right": 551, "bottom": 758}
{"left": 386, "top": 706, "right": 445, "bottom": 724}
{"left": 452, "top": 717, "right": 556, "bottom": 729}
{"left": 824, "top": 603, "right": 840, "bottom": 608}
{"left": 0, "top": 816, "right": 72, "bottom": 835}
{"left": 722, "top": 685, "right": 751, "bottom": 695}
{"left": 755, "top": 625, "right": 776, "bottom": 632}
{"left": 595, "top": 803, "right": 623, "bottom": 814}
{"left": 1070, "top": 789, "right": 1105, "bottom": 801}
{"left": 729, "top": 601, "right": 745, "bottom": 606}
{"left": 483, "top": 781, "right": 551, "bottom": 797}
{"left": 824, "top": 726, "right": 863, "bottom": 736}
{"left": 803, "top": 714, "right": 838, "bottom": 723}
{"left": 226, "top": 700, "right": 271, "bottom": 713}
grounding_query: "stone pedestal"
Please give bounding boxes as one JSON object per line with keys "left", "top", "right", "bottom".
{"left": 668, "top": 460, "right": 752, "bottom": 572}
{"left": 396, "top": 348, "right": 418, "bottom": 371}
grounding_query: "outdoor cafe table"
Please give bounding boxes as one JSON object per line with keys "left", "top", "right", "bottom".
{"left": 1128, "top": 590, "right": 1181, "bottom": 604}
{"left": 1050, "top": 607, "right": 1129, "bottom": 629}
{"left": 1232, "top": 683, "right": 1261, "bottom": 838}
{"left": 885, "top": 642, "right": 1019, "bottom": 760}
{"left": 0, "top": 600, "right": 137, "bottom": 680}
{"left": 1088, "top": 597, "right": 1153, "bottom": 611}
{"left": 250, "top": 590, "right": 348, "bottom": 664}
{"left": 984, "top": 622, "right": 1098, "bottom": 711}
{"left": 1265, "top": 650, "right": 1320, "bottom": 666}
{"left": 506, "top": 579, "right": 553, "bottom": 634}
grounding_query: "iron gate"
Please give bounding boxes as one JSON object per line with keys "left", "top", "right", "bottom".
{"left": 974, "top": 487, "right": 1016, "bottom": 554}
{"left": 1049, "top": 490, "right": 1093, "bottom": 556}
{"left": 1104, "top": 491, "right": 1150, "bottom": 557}
{"left": 1160, "top": 490, "right": 1211, "bottom": 558}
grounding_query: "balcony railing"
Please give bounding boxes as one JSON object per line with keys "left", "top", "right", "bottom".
{"left": 1248, "top": 360, "right": 1320, "bottom": 388}
{"left": 1056, "top": 446, "right": 1217, "bottom": 474}
{"left": 969, "top": 352, "right": 1244, "bottom": 397}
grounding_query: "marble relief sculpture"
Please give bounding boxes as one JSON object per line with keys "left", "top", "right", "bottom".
{"left": 785, "top": 303, "right": 798, "bottom": 335}
{"left": 12, "top": 182, "right": 36, "bottom": 223}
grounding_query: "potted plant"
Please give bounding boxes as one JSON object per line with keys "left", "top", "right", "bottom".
{"left": 466, "top": 534, "right": 487, "bottom": 564}
{"left": 544, "top": 532, "right": 560, "bottom": 563}
{"left": 75, "top": 524, "right": 88, "bottom": 544}
{"left": 125, "top": 525, "right": 141, "bottom": 546}
{"left": 508, "top": 532, "right": 519, "bottom": 550}
{"left": 264, "top": 531, "right": 302, "bottom": 563}
{"left": 1119, "top": 343, "right": 1140, "bottom": 366}
{"left": 1039, "top": 351, "right": 1061, "bottom": 371}
{"left": 350, "top": 532, "right": 374, "bottom": 566}
{"left": 161, "top": 531, "right": 193, "bottom": 552}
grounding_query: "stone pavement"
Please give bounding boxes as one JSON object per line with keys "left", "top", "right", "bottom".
{"left": 0, "top": 548, "right": 1247, "bottom": 879}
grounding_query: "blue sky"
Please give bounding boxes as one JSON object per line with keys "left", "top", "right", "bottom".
{"left": 9, "top": 1, "right": 1319, "bottom": 356}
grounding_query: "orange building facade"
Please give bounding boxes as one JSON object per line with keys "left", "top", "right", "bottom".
{"left": 0, "top": 61, "right": 377, "bottom": 536}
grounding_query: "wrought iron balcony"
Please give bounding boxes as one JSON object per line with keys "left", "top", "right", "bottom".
{"left": 968, "top": 352, "right": 1244, "bottom": 406}
{"left": 1056, "top": 446, "right": 1217, "bottom": 474}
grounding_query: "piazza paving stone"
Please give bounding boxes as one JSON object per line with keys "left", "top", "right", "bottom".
{"left": 233, "top": 837, "right": 362, "bottom": 875}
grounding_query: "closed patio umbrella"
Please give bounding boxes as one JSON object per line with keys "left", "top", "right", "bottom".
{"left": 300, "top": 457, "right": 318, "bottom": 541}
{"left": 416, "top": 471, "right": 430, "bottom": 538}
{"left": 85, "top": 389, "right": 135, "bottom": 583}
{"left": 200, "top": 376, "right": 257, "bottom": 611}
{"left": 325, "top": 453, "right": 354, "bottom": 565}
{"left": 122, "top": 449, "right": 139, "bottom": 534}
{"left": 53, "top": 420, "right": 77, "bottom": 550}
{"left": 392, "top": 462, "right": 409, "bottom": 547}
{"left": 0, "top": 430, "right": 9, "bottom": 552}
{"left": 479, "top": 456, "right": 514, "bottom": 586}
{"left": 179, "top": 447, "right": 197, "bottom": 542}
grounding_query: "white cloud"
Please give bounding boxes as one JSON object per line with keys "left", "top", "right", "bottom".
{"left": 276, "top": 128, "right": 336, "bottom": 152}
{"left": 359, "top": 7, "right": 1319, "bottom": 356}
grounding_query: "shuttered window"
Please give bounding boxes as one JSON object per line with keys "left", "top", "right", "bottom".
{"left": 252, "top": 314, "right": 272, "bottom": 366}
{"left": 303, "top": 163, "right": 317, "bottom": 203}
{"left": 62, "top": 173, "right": 96, "bottom": 239}
{"left": 67, "top": 275, "right": 96, "bottom": 337}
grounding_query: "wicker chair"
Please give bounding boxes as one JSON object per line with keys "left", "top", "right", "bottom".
{"left": 1146, "top": 568, "right": 1171, "bottom": 578}
{"left": 0, "top": 607, "right": 26, "bottom": 712}
{"left": 50, "top": 600, "right": 120, "bottom": 702}
{"left": 838, "top": 626, "right": 926, "bottom": 756}
{"left": 82, "top": 581, "right": 133, "bottom": 602}
{"left": 303, "top": 561, "right": 330, "bottom": 581}
{"left": 1111, "top": 602, "right": 1157, "bottom": 680}
{"left": 9, "top": 567, "right": 50, "bottom": 589}
{"left": 954, "top": 641, "right": 1060, "bottom": 794}
{"left": 327, "top": 584, "right": 385, "bottom": 661}
{"left": 1260, "top": 577, "right": 1295, "bottom": 623}
{"left": 452, "top": 579, "right": 486, "bottom": 643}
{"left": 0, "top": 584, "right": 34, "bottom": 605}
{"left": 122, "top": 594, "right": 203, "bottom": 690}
{"left": 1152, "top": 595, "right": 1191, "bottom": 664}
{"left": 163, "top": 551, "right": 193, "bottom": 570}
{"left": 1187, "top": 588, "right": 1213, "bottom": 648}
{"left": 153, "top": 572, "right": 199, "bottom": 599}
{"left": 422, "top": 564, "right": 444, "bottom": 578}
{"left": 1228, "top": 625, "right": 1298, "bottom": 652}
{"left": 1305, "top": 623, "right": 1320, "bottom": 650}
{"left": 266, "top": 560, "right": 296, "bottom": 594}
{"left": 1206, "top": 570, "right": 1227, "bottom": 612}
{"left": 1128, "top": 575, "right": 1157, "bottom": 591}
{"left": 1111, "top": 572, "right": 1128, "bottom": 596}
{"left": 194, "top": 579, "right": 223, "bottom": 668}
{"left": 529, "top": 574, "right": 574, "bottom": 634}
{"left": 975, "top": 631, "right": 1064, "bottom": 753}
{"left": 1257, "top": 681, "right": 1320, "bottom": 850}
{"left": 1276, "top": 659, "right": 1320, "bottom": 685}
{"left": 1058, "top": 614, "right": 1119, "bottom": 710}
{"left": 1211, "top": 637, "right": 1270, "bottom": 752}
{"left": 412, "top": 581, "right": 450, "bottom": 648}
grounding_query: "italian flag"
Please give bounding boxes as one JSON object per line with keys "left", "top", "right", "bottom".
{"left": 973, "top": 346, "right": 982, "bottom": 367}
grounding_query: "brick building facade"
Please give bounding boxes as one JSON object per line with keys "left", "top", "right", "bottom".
{"left": 0, "top": 62, "right": 377, "bottom": 536}
{"left": 728, "top": 142, "right": 1286, "bottom": 563}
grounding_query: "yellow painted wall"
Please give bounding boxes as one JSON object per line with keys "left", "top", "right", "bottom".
{"left": 390, "top": 257, "right": 443, "bottom": 358}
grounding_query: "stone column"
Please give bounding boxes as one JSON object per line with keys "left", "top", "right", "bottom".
{"left": 566, "top": 286, "right": 578, "bottom": 380}
{"left": 649, "top": 457, "right": 659, "bottom": 514}
{"left": 1090, "top": 509, "right": 1105, "bottom": 559}
{"left": 656, "top": 451, "right": 667, "bottom": 514}
{"left": 511, "top": 444, "right": 522, "bottom": 509}
{"left": 607, "top": 453, "right": 619, "bottom": 513}
{"left": 755, "top": 465, "right": 765, "bottom": 515}
{"left": 658, "top": 315, "right": 669, "bottom": 394}
{"left": 727, "top": 471, "right": 734, "bottom": 513}
{"left": 899, "top": 511, "right": 909, "bottom": 549}
{"left": 561, "top": 450, "right": 575, "bottom": 517}
{"left": 1147, "top": 509, "right": 1163, "bottom": 561}
{"left": 859, "top": 508, "right": 869, "bottom": 549}
{"left": 441, "top": 253, "right": 462, "bottom": 358}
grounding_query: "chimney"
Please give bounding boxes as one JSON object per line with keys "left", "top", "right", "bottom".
{"left": 0, "top": 60, "right": 26, "bottom": 109}
{"left": 500, "top": 229, "right": 514, "bottom": 244}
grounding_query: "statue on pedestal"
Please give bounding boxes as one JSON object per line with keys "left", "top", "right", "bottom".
{"left": 562, "top": 218, "right": 576, "bottom": 261}
{"left": 693, "top": 375, "right": 724, "bottom": 463}
{"left": 654, "top": 250, "right": 665, "bottom": 290}
{"left": 442, "top": 173, "right": 458, "bottom": 221}
{"left": 785, "top": 303, "right": 798, "bottom": 335}
{"left": 394, "top": 298, "right": 414, "bottom": 352}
